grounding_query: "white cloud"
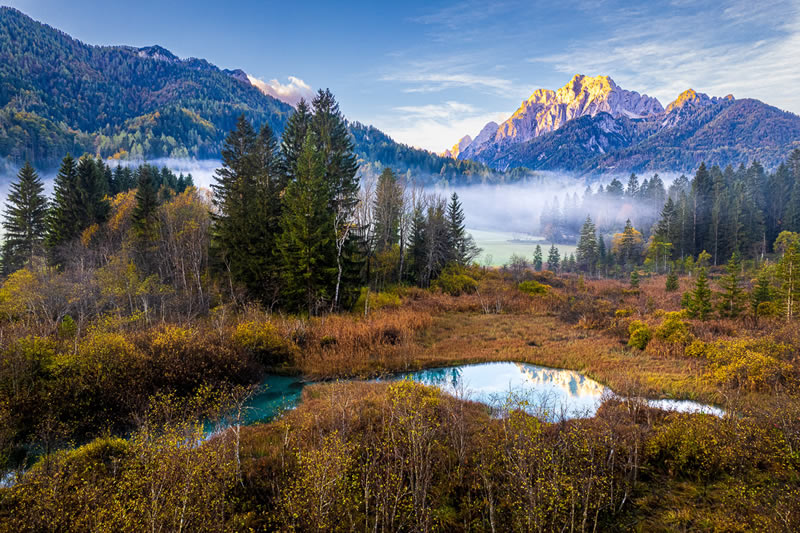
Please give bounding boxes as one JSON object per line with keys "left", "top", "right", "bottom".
{"left": 247, "top": 75, "right": 314, "bottom": 107}
{"left": 528, "top": 1, "right": 800, "bottom": 114}
{"left": 371, "top": 101, "right": 508, "bottom": 153}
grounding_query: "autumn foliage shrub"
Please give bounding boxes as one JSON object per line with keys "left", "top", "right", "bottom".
{"left": 232, "top": 320, "right": 295, "bottom": 367}
{"left": 628, "top": 320, "right": 653, "bottom": 350}
{"left": 689, "top": 339, "right": 795, "bottom": 392}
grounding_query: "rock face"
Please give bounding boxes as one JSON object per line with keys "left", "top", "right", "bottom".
{"left": 461, "top": 75, "right": 662, "bottom": 160}
{"left": 449, "top": 73, "right": 799, "bottom": 173}
{"left": 441, "top": 135, "right": 473, "bottom": 158}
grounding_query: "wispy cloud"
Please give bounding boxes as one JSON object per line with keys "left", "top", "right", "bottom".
{"left": 528, "top": 0, "right": 800, "bottom": 112}
{"left": 247, "top": 75, "right": 314, "bottom": 107}
{"left": 381, "top": 68, "right": 519, "bottom": 95}
{"left": 371, "top": 101, "right": 508, "bottom": 153}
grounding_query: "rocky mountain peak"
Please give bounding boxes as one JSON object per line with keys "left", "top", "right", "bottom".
{"left": 665, "top": 88, "right": 712, "bottom": 113}
{"left": 441, "top": 135, "right": 473, "bottom": 158}
{"left": 456, "top": 75, "right": 663, "bottom": 160}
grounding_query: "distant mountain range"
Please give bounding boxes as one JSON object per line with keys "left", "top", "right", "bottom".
{"left": 444, "top": 74, "right": 800, "bottom": 173}
{"left": 0, "top": 7, "right": 501, "bottom": 185}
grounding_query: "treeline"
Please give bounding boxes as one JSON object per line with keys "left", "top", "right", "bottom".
{"left": 0, "top": 89, "right": 478, "bottom": 321}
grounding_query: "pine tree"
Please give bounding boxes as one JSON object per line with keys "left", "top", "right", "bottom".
{"left": 751, "top": 265, "right": 773, "bottom": 325}
{"left": 131, "top": 165, "right": 160, "bottom": 246}
{"left": 533, "top": 245, "right": 543, "bottom": 271}
{"left": 691, "top": 162, "right": 714, "bottom": 256}
{"left": 75, "top": 156, "right": 110, "bottom": 229}
{"left": 210, "top": 115, "right": 259, "bottom": 296}
{"left": 717, "top": 252, "right": 745, "bottom": 317}
{"left": 46, "top": 154, "right": 81, "bottom": 261}
{"left": 625, "top": 173, "right": 639, "bottom": 197}
{"left": 373, "top": 168, "right": 403, "bottom": 253}
{"left": 281, "top": 99, "right": 312, "bottom": 178}
{"left": 630, "top": 270, "right": 640, "bottom": 289}
{"left": 249, "top": 122, "right": 285, "bottom": 305}
{"left": 665, "top": 272, "right": 679, "bottom": 292}
{"left": 547, "top": 244, "right": 560, "bottom": 271}
{"left": 310, "top": 90, "right": 361, "bottom": 309}
{"left": 1, "top": 162, "right": 48, "bottom": 274}
{"left": 576, "top": 215, "right": 597, "bottom": 273}
{"left": 278, "top": 132, "right": 333, "bottom": 314}
{"left": 407, "top": 206, "right": 427, "bottom": 285}
{"left": 688, "top": 267, "right": 713, "bottom": 320}
{"left": 446, "top": 192, "right": 479, "bottom": 265}
{"left": 776, "top": 231, "right": 800, "bottom": 321}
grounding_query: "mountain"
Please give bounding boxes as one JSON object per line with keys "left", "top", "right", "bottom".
{"left": 0, "top": 6, "right": 295, "bottom": 165}
{"left": 452, "top": 75, "right": 800, "bottom": 173}
{"left": 0, "top": 7, "right": 508, "bottom": 186}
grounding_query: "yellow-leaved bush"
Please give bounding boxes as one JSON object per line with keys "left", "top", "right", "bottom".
{"left": 689, "top": 338, "right": 794, "bottom": 392}
{"left": 232, "top": 320, "right": 295, "bottom": 367}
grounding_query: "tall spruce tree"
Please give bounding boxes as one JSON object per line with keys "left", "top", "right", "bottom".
{"left": 210, "top": 115, "right": 259, "bottom": 297}
{"left": 75, "top": 156, "right": 110, "bottom": 229}
{"left": 576, "top": 215, "right": 598, "bottom": 273}
{"left": 446, "top": 192, "right": 479, "bottom": 265}
{"left": 688, "top": 267, "right": 713, "bottom": 320}
{"left": 751, "top": 265, "right": 773, "bottom": 325}
{"left": 249, "top": 122, "right": 285, "bottom": 305}
{"left": 278, "top": 132, "right": 333, "bottom": 315}
{"left": 533, "top": 245, "right": 543, "bottom": 271}
{"left": 691, "top": 162, "right": 713, "bottom": 256}
{"left": 373, "top": 168, "right": 403, "bottom": 253}
{"left": 717, "top": 252, "right": 745, "bottom": 317}
{"left": 1, "top": 162, "right": 48, "bottom": 274}
{"left": 310, "top": 89, "right": 361, "bottom": 309}
{"left": 46, "top": 154, "right": 81, "bottom": 261}
{"left": 131, "top": 165, "right": 160, "bottom": 247}
{"left": 547, "top": 244, "right": 560, "bottom": 271}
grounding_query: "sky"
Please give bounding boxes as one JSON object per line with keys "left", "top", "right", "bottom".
{"left": 5, "top": 0, "right": 800, "bottom": 152}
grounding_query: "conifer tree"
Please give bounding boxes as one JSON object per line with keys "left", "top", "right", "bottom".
{"left": 407, "top": 206, "right": 427, "bottom": 285}
{"left": 1, "top": 162, "right": 48, "bottom": 274}
{"left": 688, "top": 267, "right": 713, "bottom": 320}
{"left": 75, "top": 156, "right": 110, "bottom": 229}
{"left": 373, "top": 168, "right": 403, "bottom": 253}
{"left": 547, "top": 244, "right": 560, "bottom": 271}
{"left": 210, "top": 115, "right": 258, "bottom": 296}
{"left": 446, "top": 192, "right": 479, "bottom": 265}
{"left": 576, "top": 215, "right": 597, "bottom": 273}
{"left": 751, "top": 265, "right": 773, "bottom": 324}
{"left": 281, "top": 99, "right": 312, "bottom": 177}
{"left": 249, "top": 122, "right": 285, "bottom": 305}
{"left": 776, "top": 231, "right": 800, "bottom": 321}
{"left": 46, "top": 154, "right": 81, "bottom": 259}
{"left": 310, "top": 90, "right": 361, "bottom": 309}
{"left": 278, "top": 133, "right": 333, "bottom": 315}
{"left": 665, "top": 271, "right": 679, "bottom": 292}
{"left": 131, "top": 165, "right": 160, "bottom": 245}
{"left": 717, "top": 252, "right": 745, "bottom": 317}
{"left": 533, "top": 245, "right": 543, "bottom": 271}
{"left": 630, "top": 270, "right": 640, "bottom": 289}
{"left": 691, "top": 162, "right": 713, "bottom": 256}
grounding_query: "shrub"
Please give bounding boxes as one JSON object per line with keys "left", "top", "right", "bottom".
{"left": 432, "top": 271, "right": 478, "bottom": 296}
{"left": 655, "top": 311, "right": 692, "bottom": 346}
{"left": 628, "top": 320, "right": 652, "bottom": 350}
{"left": 518, "top": 280, "right": 550, "bottom": 296}
{"left": 232, "top": 320, "right": 295, "bottom": 367}
{"left": 352, "top": 288, "right": 401, "bottom": 315}
{"left": 615, "top": 308, "right": 633, "bottom": 318}
{"left": 704, "top": 339, "right": 794, "bottom": 392}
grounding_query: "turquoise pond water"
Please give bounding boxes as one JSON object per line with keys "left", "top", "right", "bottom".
{"left": 240, "top": 362, "right": 723, "bottom": 424}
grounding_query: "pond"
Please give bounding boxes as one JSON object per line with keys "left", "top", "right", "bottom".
{"left": 244, "top": 362, "right": 724, "bottom": 424}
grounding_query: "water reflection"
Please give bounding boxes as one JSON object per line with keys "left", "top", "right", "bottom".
{"left": 244, "top": 362, "right": 724, "bottom": 423}
{"left": 396, "top": 362, "right": 608, "bottom": 421}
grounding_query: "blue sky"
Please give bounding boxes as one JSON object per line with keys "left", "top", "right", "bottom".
{"left": 6, "top": 0, "right": 800, "bottom": 152}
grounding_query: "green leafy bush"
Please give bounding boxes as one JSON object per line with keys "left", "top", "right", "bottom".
{"left": 353, "top": 288, "right": 402, "bottom": 314}
{"left": 232, "top": 321, "right": 295, "bottom": 367}
{"left": 432, "top": 272, "right": 478, "bottom": 296}
{"left": 518, "top": 280, "right": 550, "bottom": 296}
{"left": 628, "top": 320, "right": 652, "bottom": 350}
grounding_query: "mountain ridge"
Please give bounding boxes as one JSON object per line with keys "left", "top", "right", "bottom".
{"left": 450, "top": 75, "right": 800, "bottom": 173}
